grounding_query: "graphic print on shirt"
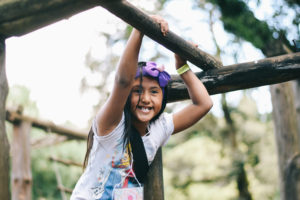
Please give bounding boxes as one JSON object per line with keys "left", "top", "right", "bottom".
{"left": 91, "top": 143, "right": 131, "bottom": 199}
{"left": 91, "top": 167, "right": 112, "bottom": 199}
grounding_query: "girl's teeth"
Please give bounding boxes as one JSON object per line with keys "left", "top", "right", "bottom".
{"left": 141, "top": 107, "right": 150, "bottom": 112}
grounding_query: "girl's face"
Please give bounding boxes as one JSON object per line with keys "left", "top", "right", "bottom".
{"left": 130, "top": 76, "right": 163, "bottom": 124}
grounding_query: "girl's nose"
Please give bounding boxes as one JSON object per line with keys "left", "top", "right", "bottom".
{"left": 141, "top": 91, "right": 150, "bottom": 103}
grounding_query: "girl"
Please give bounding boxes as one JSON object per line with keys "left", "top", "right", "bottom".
{"left": 71, "top": 15, "right": 213, "bottom": 200}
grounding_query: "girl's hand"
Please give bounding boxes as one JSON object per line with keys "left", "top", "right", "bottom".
{"left": 174, "top": 42, "right": 198, "bottom": 69}
{"left": 150, "top": 15, "right": 169, "bottom": 36}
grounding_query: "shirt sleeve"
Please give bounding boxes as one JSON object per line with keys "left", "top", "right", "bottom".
{"left": 159, "top": 112, "right": 174, "bottom": 146}
{"left": 92, "top": 112, "right": 125, "bottom": 143}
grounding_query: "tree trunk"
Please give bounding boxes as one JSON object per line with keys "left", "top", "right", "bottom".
{"left": 11, "top": 120, "right": 32, "bottom": 200}
{"left": 144, "top": 148, "right": 164, "bottom": 200}
{"left": 292, "top": 80, "right": 300, "bottom": 146}
{"left": 270, "top": 82, "right": 300, "bottom": 200}
{"left": 0, "top": 37, "right": 10, "bottom": 199}
{"left": 267, "top": 43, "right": 300, "bottom": 200}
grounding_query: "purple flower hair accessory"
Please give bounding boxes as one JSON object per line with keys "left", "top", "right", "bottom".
{"left": 135, "top": 61, "right": 171, "bottom": 87}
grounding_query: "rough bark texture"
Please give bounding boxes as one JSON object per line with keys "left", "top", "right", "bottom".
{"left": 0, "top": 36, "right": 10, "bottom": 200}
{"left": 270, "top": 82, "right": 300, "bottom": 200}
{"left": 168, "top": 52, "right": 300, "bottom": 102}
{"left": 12, "top": 121, "right": 32, "bottom": 200}
{"left": 144, "top": 148, "right": 164, "bottom": 200}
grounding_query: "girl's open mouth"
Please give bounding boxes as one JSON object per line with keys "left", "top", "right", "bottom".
{"left": 137, "top": 106, "right": 153, "bottom": 113}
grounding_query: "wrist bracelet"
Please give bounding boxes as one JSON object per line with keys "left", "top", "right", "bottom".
{"left": 177, "top": 64, "right": 190, "bottom": 75}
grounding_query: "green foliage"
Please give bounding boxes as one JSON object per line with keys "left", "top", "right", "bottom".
{"left": 164, "top": 94, "right": 279, "bottom": 200}
{"left": 31, "top": 140, "right": 85, "bottom": 200}
{"left": 208, "top": 0, "right": 274, "bottom": 50}
{"left": 210, "top": 0, "right": 249, "bottom": 16}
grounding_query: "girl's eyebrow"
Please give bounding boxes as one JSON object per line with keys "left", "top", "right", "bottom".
{"left": 150, "top": 86, "right": 160, "bottom": 89}
{"left": 132, "top": 85, "right": 142, "bottom": 89}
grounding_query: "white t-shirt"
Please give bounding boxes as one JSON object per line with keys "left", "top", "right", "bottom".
{"left": 71, "top": 112, "right": 174, "bottom": 200}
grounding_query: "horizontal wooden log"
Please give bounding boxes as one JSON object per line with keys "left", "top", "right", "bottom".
{"left": 1, "top": 0, "right": 222, "bottom": 70}
{"left": 6, "top": 109, "right": 87, "bottom": 140}
{"left": 100, "top": 0, "right": 222, "bottom": 70}
{"left": 0, "top": 0, "right": 100, "bottom": 37}
{"left": 168, "top": 52, "right": 300, "bottom": 102}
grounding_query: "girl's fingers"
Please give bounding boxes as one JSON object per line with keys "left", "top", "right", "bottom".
{"left": 160, "top": 21, "right": 169, "bottom": 36}
{"left": 150, "top": 15, "right": 169, "bottom": 36}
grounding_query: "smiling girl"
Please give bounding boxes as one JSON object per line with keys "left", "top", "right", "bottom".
{"left": 71, "top": 15, "right": 213, "bottom": 200}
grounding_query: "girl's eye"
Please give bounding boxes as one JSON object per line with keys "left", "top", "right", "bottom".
{"left": 151, "top": 90, "right": 159, "bottom": 94}
{"left": 133, "top": 89, "right": 143, "bottom": 94}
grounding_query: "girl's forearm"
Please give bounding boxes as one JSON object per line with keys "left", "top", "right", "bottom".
{"left": 115, "top": 29, "right": 144, "bottom": 87}
{"left": 180, "top": 69, "right": 213, "bottom": 108}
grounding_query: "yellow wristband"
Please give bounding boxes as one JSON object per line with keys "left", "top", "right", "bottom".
{"left": 177, "top": 64, "right": 190, "bottom": 75}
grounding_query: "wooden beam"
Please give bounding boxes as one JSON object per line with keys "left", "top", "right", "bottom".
{"left": 144, "top": 148, "right": 164, "bottom": 200}
{"left": 6, "top": 109, "right": 87, "bottom": 140}
{"left": 1, "top": 0, "right": 222, "bottom": 70}
{"left": 168, "top": 52, "right": 300, "bottom": 102}
{"left": 100, "top": 0, "right": 222, "bottom": 70}
{"left": 11, "top": 121, "right": 32, "bottom": 200}
{"left": 0, "top": 0, "right": 100, "bottom": 37}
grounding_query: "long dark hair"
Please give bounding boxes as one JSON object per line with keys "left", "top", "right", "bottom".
{"left": 83, "top": 62, "right": 168, "bottom": 169}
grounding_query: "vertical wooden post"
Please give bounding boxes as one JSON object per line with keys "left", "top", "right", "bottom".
{"left": 292, "top": 80, "right": 300, "bottom": 145}
{"left": 11, "top": 119, "right": 32, "bottom": 200}
{"left": 144, "top": 148, "right": 164, "bottom": 200}
{"left": 271, "top": 82, "right": 300, "bottom": 200}
{"left": 0, "top": 36, "right": 10, "bottom": 200}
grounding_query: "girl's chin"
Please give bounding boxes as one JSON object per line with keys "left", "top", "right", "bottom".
{"left": 135, "top": 114, "right": 154, "bottom": 123}
{"left": 136, "top": 117, "right": 152, "bottom": 123}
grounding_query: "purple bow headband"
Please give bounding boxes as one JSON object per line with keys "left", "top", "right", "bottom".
{"left": 135, "top": 61, "right": 171, "bottom": 87}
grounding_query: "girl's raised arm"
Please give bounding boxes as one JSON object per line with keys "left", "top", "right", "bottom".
{"left": 172, "top": 51, "right": 213, "bottom": 134}
{"left": 95, "top": 29, "right": 143, "bottom": 136}
{"left": 95, "top": 16, "right": 168, "bottom": 136}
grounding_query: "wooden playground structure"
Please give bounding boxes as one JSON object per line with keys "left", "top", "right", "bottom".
{"left": 1, "top": 0, "right": 300, "bottom": 199}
